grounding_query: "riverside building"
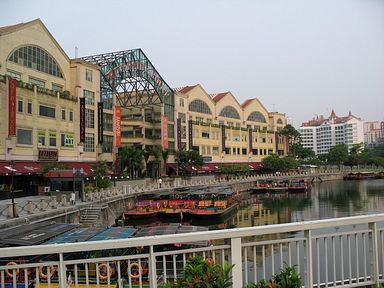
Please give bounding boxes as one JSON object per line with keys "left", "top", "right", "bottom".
{"left": 0, "top": 19, "right": 288, "bottom": 197}
{"left": 364, "top": 121, "right": 384, "bottom": 149}
{"left": 299, "top": 110, "right": 364, "bottom": 155}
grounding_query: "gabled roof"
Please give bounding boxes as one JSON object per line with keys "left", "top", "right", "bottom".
{"left": 212, "top": 92, "right": 228, "bottom": 103}
{"left": 0, "top": 18, "right": 70, "bottom": 61}
{"left": 174, "top": 85, "right": 198, "bottom": 94}
{"left": 301, "top": 110, "right": 361, "bottom": 127}
{"left": 241, "top": 99, "right": 253, "bottom": 108}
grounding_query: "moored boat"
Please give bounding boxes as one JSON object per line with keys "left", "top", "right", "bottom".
{"left": 288, "top": 180, "right": 311, "bottom": 193}
{"left": 123, "top": 200, "right": 159, "bottom": 219}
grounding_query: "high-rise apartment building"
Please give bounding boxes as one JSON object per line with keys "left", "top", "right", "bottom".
{"left": 300, "top": 110, "right": 364, "bottom": 155}
{"left": 364, "top": 121, "right": 384, "bottom": 149}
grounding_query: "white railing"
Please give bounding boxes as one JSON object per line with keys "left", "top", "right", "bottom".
{"left": 1, "top": 214, "right": 384, "bottom": 288}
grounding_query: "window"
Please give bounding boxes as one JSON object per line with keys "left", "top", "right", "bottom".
{"left": 102, "top": 135, "right": 113, "bottom": 153}
{"left": 178, "top": 112, "right": 186, "bottom": 123}
{"left": 179, "top": 98, "right": 184, "bottom": 107}
{"left": 85, "top": 69, "right": 93, "bottom": 82}
{"left": 39, "top": 105, "right": 55, "bottom": 118}
{"left": 213, "top": 146, "right": 219, "bottom": 155}
{"left": 242, "top": 148, "right": 247, "bottom": 155}
{"left": 189, "top": 99, "right": 212, "bottom": 114}
{"left": 196, "top": 117, "right": 204, "bottom": 122}
{"left": 61, "top": 133, "right": 74, "bottom": 147}
{"left": 69, "top": 111, "right": 73, "bottom": 121}
{"left": 49, "top": 132, "right": 56, "bottom": 146}
{"left": 27, "top": 101, "right": 32, "bottom": 114}
{"left": 247, "top": 111, "right": 267, "bottom": 123}
{"left": 84, "top": 133, "right": 95, "bottom": 152}
{"left": 219, "top": 106, "right": 240, "bottom": 119}
{"left": 8, "top": 45, "right": 63, "bottom": 78}
{"left": 52, "top": 83, "right": 63, "bottom": 92}
{"left": 17, "top": 99, "right": 23, "bottom": 113}
{"left": 7, "top": 70, "right": 21, "bottom": 80}
{"left": 17, "top": 129, "right": 32, "bottom": 145}
{"left": 61, "top": 109, "right": 66, "bottom": 120}
{"left": 202, "top": 132, "right": 210, "bottom": 139}
{"left": 38, "top": 130, "right": 45, "bottom": 146}
{"left": 84, "top": 90, "right": 95, "bottom": 105}
{"left": 85, "top": 109, "right": 94, "bottom": 128}
{"left": 29, "top": 77, "right": 45, "bottom": 88}
{"left": 277, "top": 119, "right": 283, "bottom": 125}
{"left": 104, "top": 113, "right": 113, "bottom": 131}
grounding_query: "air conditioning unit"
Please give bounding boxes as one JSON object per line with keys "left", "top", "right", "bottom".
{"left": 44, "top": 186, "right": 50, "bottom": 193}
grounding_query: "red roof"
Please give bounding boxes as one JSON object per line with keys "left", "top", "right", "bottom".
{"left": 45, "top": 162, "right": 96, "bottom": 178}
{"left": 241, "top": 99, "right": 253, "bottom": 108}
{"left": 212, "top": 92, "right": 228, "bottom": 103}
{"left": 177, "top": 85, "right": 197, "bottom": 94}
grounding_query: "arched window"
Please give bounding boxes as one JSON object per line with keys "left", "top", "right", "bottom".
{"left": 219, "top": 106, "right": 240, "bottom": 119}
{"left": 277, "top": 119, "right": 283, "bottom": 124}
{"left": 189, "top": 99, "right": 212, "bottom": 114}
{"left": 8, "top": 45, "right": 63, "bottom": 78}
{"left": 247, "top": 111, "right": 266, "bottom": 123}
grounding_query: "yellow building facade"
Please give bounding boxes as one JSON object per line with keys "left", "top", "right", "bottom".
{"left": 0, "top": 19, "right": 104, "bottom": 167}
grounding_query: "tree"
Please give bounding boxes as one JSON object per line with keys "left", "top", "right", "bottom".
{"left": 279, "top": 124, "right": 301, "bottom": 149}
{"left": 93, "top": 160, "right": 112, "bottom": 189}
{"left": 175, "top": 150, "right": 204, "bottom": 175}
{"left": 161, "top": 148, "right": 169, "bottom": 176}
{"left": 119, "top": 146, "right": 143, "bottom": 179}
{"left": 290, "top": 143, "right": 315, "bottom": 160}
{"left": 142, "top": 147, "right": 152, "bottom": 176}
{"left": 261, "top": 154, "right": 285, "bottom": 172}
{"left": 327, "top": 144, "right": 348, "bottom": 168}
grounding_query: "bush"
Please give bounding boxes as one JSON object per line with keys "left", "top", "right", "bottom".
{"left": 245, "top": 265, "right": 301, "bottom": 288}
{"left": 159, "top": 256, "right": 233, "bottom": 288}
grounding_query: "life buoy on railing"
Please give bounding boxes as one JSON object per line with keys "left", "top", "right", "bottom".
{"left": 129, "top": 262, "right": 140, "bottom": 279}
{"left": 98, "top": 263, "right": 112, "bottom": 281}
{"left": 6, "top": 262, "right": 19, "bottom": 278}
{"left": 39, "top": 265, "right": 56, "bottom": 279}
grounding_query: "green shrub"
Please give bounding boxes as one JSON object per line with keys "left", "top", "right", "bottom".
{"left": 245, "top": 265, "right": 301, "bottom": 288}
{"left": 159, "top": 256, "right": 233, "bottom": 288}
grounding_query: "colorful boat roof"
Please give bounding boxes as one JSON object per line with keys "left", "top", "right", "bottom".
{"left": 87, "top": 227, "right": 137, "bottom": 241}
{"left": 44, "top": 227, "right": 106, "bottom": 244}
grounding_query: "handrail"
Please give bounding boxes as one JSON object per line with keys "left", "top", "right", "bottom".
{"left": 1, "top": 213, "right": 384, "bottom": 258}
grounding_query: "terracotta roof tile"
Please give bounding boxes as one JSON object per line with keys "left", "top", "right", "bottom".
{"left": 176, "top": 85, "right": 197, "bottom": 94}
{"left": 212, "top": 92, "right": 228, "bottom": 103}
{"left": 241, "top": 99, "right": 253, "bottom": 108}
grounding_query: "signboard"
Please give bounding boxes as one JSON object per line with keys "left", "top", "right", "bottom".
{"left": 38, "top": 149, "right": 58, "bottom": 161}
{"left": 8, "top": 78, "right": 16, "bottom": 136}
{"left": 177, "top": 118, "right": 182, "bottom": 150}
{"left": 221, "top": 125, "right": 226, "bottom": 152}
{"left": 188, "top": 119, "right": 193, "bottom": 150}
{"left": 162, "top": 115, "right": 169, "bottom": 149}
{"left": 114, "top": 106, "right": 121, "bottom": 146}
{"left": 97, "top": 102, "right": 103, "bottom": 144}
{"left": 79, "top": 98, "right": 85, "bottom": 142}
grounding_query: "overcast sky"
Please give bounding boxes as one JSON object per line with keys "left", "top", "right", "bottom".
{"left": 1, "top": 0, "right": 383, "bottom": 127}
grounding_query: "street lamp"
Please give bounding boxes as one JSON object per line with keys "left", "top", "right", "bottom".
{"left": 5, "top": 161, "right": 17, "bottom": 218}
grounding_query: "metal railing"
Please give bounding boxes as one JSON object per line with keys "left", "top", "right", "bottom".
{"left": 1, "top": 214, "right": 384, "bottom": 288}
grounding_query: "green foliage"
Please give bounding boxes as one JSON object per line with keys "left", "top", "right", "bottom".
{"left": 159, "top": 256, "right": 233, "bottom": 288}
{"left": 93, "top": 160, "right": 109, "bottom": 188}
{"left": 220, "top": 164, "right": 250, "bottom": 175}
{"left": 279, "top": 124, "right": 300, "bottom": 147}
{"left": 245, "top": 265, "right": 301, "bottom": 288}
{"left": 327, "top": 144, "right": 349, "bottom": 166}
{"left": 290, "top": 143, "right": 315, "bottom": 160}
{"left": 261, "top": 155, "right": 299, "bottom": 172}
{"left": 119, "top": 146, "right": 143, "bottom": 178}
{"left": 175, "top": 150, "right": 204, "bottom": 175}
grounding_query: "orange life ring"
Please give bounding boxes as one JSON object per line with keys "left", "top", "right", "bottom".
{"left": 98, "top": 263, "right": 112, "bottom": 281}
{"left": 129, "top": 262, "right": 140, "bottom": 279}
{"left": 6, "top": 262, "right": 19, "bottom": 278}
{"left": 39, "top": 265, "right": 55, "bottom": 279}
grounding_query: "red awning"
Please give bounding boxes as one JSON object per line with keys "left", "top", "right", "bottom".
{"left": 45, "top": 162, "right": 96, "bottom": 178}
{"left": 0, "top": 161, "right": 43, "bottom": 176}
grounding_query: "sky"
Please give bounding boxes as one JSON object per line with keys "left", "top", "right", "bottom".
{"left": 1, "top": 0, "right": 383, "bottom": 127}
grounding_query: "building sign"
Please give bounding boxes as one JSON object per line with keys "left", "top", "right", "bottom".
{"left": 177, "top": 118, "right": 182, "bottom": 150}
{"left": 221, "top": 125, "right": 226, "bottom": 152}
{"left": 249, "top": 129, "right": 253, "bottom": 151}
{"left": 38, "top": 149, "right": 58, "bottom": 161}
{"left": 162, "top": 115, "right": 169, "bottom": 149}
{"left": 8, "top": 78, "right": 16, "bottom": 136}
{"left": 97, "top": 102, "right": 103, "bottom": 144}
{"left": 114, "top": 106, "right": 121, "bottom": 146}
{"left": 188, "top": 119, "right": 193, "bottom": 150}
{"left": 79, "top": 98, "right": 85, "bottom": 142}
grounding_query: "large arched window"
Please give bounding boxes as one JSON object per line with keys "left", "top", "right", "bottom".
{"left": 8, "top": 45, "right": 63, "bottom": 78}
{"left": 247, "top": 111, "right": 266, "bottom": 123}
{"left": 219, "top": 106, "right": 240, "bottom": 119}
{"left": 277, "top": 119, "right": 283, "bottom": 124}
{"left": 189, "top": 99, "right": 212, "bottom": 114}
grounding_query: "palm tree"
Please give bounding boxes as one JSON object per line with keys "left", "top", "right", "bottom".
{"left": 119, "top": 146, "right": 143, "bottom": 179}
{"left": 151, "top": 145, "right": 162, "bottom": 178}
{"left": 142, "top": 147, "right": 152, "bottom": 176}
{"left": 161, "top": 148, "right": 169, "bottom": 176}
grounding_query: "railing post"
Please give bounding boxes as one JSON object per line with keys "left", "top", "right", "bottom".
{"left": 149, "top": 245, "right": 157, "bottom": 288}
{"left": 304, "top": 230, "right": 313, "bottom": 288}
{"left": 369, "top": 222, "right": 379, "bottom": 285}
{"left": 231, "top": 237, "right": 243, "bottom": 288}
{"left": 58, "top": 253, "right": 66, "bottom": 288}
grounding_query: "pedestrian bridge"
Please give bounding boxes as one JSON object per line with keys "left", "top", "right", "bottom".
{"left": 1, "top": 214, "right": 383, "bottom": 288}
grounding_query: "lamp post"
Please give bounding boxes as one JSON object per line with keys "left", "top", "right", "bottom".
{"left": 9, "top": 161, "right": 17, "bottom": 218}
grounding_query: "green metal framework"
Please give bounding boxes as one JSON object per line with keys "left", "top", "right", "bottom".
{"left": 81, "top": 49, "right": 174, "bottom": 119}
